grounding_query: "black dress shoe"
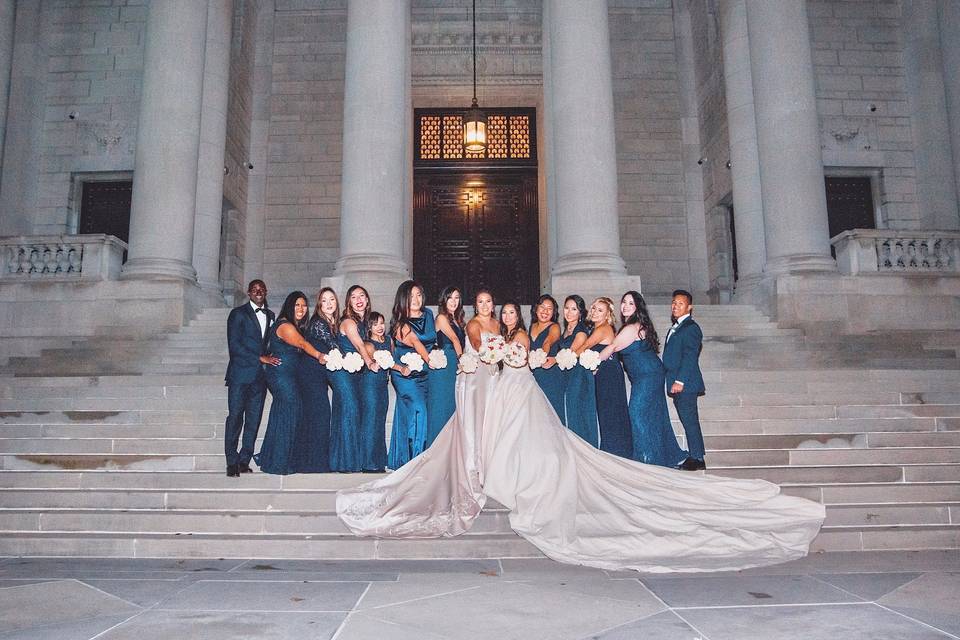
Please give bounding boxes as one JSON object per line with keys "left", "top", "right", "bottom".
{"left": 226, "top": 463, "right": 240, "bottom": 477}
{"left": 679, "top": 457, "right": 706, "bottom": 471}
{"left": 238, "top": 462, "right": 253, "bottom": 474}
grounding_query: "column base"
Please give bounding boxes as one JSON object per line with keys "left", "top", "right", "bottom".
{"left": 121, "top": 257, "right": 198, "bottom": 282}
{"left": 763, "top": 253, "right": 838, "bottom": 277}
{"left": 731, "top": 272, "right": 765, "bottom": 305}
{"left": 323, "top": 253, "right": 410, "bottom": 315}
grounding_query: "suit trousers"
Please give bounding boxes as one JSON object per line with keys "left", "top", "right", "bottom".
{"left": 672, "top": 391, "right": 705, "bottom": 461}
{"left": 225, "top": 380, "right": 267, "bottom": 465}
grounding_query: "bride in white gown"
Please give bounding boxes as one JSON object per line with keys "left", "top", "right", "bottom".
{"left": 337, "top": 292, "right": 825, "bottom": 573}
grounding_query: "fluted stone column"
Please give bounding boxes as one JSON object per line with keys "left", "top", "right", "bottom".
{"left": 193, "top": 0, "right": 234, "bottom": 292}
{"left": 323, "top": 0, "right": 410, "bottom": 309}
{"left": 746, "top": 0, "right": 835, "bottom": 276}
{"left": 0, "top": 0, "right": 15, "bottom": 176}
{"left": 122, "top": 0, "right": 208, "bottom": 281}
{"left": 544, "top": 0, "right": 641, "bottom": 299}
{"left": 719, "top": 0, "right": 765, "bottom": 294}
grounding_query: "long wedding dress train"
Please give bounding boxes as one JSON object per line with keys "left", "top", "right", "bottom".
{"left": 337, "top": 334, "right": 825, "bottom": 573}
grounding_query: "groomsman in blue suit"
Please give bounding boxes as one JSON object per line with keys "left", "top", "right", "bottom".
{"left": 662, "top": 289, "right": 707, "bottom": 471}
{"left": 224, "top": 280, "right": 278, "bottom": 477}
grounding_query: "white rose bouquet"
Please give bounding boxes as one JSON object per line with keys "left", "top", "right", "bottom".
{"left": 503, "top": 343, "right": 528, "bottom": 368}
{"left": 373, "top": 349, "right": 395, "bottom": 370}
{"left": 578, "top": 349, "right": 601, "bottom": 372}
{"left": 458, "top": 352, "right": 479, "bottom": 374}
{"left": 555, "top": 348, "right": 578, "bottom": 371}
{"left": 342, "top": 351, "right": 365, "bottom": 373}
{"left": 324, "top": 348, "right": 344, "bottom": 372}
{"left": 527, "top": 348, "right": 548, "bottom": 370}
{"left": 478, "top": 334, "right": 506, "bottom": 365}
{"left": 400, "top": 352, "right": 425, "bottom": 373}
{"left": 428, "top": 348, "right": 448, "bottom": 370}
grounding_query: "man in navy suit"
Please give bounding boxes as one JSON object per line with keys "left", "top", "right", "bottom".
{"left": 662, "top": 289, "right": 707, "bottom": 471}
{"left": 224, "top": 280, "right": 278, "bottom": 477}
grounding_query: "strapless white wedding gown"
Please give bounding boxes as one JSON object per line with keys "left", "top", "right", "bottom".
{"left": 336, "top": 334, "right": 825, "bottom": 573}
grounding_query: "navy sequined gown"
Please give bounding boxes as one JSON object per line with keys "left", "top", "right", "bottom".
{"left": 590, "top": 341, "right": 633, "bottom": 459}
{"left": 426, "top": 319, "right": 464, "bottom": 446}
{"left": 557, "top": 322, "right": 599, "bottom": 447}
{"left": 255, "top": 319, "right": 302, "bottom": 475}
{"left": 329, "top": 321, "right": 365, "bottom": 472}
{"left": 295, "top": 316, "right": 334, "bottom": 473}
{"left": 388, "top": 309, "right": 436, "bottom": 469}
{"left": 359, "top": 336, "right": 391, "bottom": 472}
{"left": 531, "top": 323, "right": 565, "bottom": 421}
{"left": 619, "top": 337, "right": 688, "bottom": 468}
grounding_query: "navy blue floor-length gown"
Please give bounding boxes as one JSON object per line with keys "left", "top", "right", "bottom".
{"left": 590, "top": 343, "right": 633, "bottom": 459}
{"left": 294, "top": 316, "right": 334, "bottom": 473}
{"left": 359, "top": 336, "right": 391, "bottom": 472}
{"left": 329, "top": 323, "right": 364, "bottom": 472}
{"left": 531, "top": 323, "right": 565, "bottom": 421}
{"left": 388, "top": 309, "right": 436, "bottom": 469}
{"left": 426, "top": 320, "right": 463, "bottom": 446}
{"left": 255, "top": 319, "right": 303, "bottom": 475}
{"left": 557, "top": 322, "right": 599, "bottom": 447}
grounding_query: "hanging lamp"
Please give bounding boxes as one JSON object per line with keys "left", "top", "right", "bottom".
{"left": 463, "top": 0, "right": 486, "bottom": 153}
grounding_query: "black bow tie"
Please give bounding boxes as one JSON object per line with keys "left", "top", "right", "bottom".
{"left": 255, "top": 307, "right": 266, "bottom": 314}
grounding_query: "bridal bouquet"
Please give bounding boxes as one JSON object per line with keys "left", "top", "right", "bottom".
{"left": 373, "top": 349, "right": 395, "bottom": 370}
{"left": 503, "top": 343, "right": 528, "bottom": 368}
{"left": 400, "top": 352, "right": 425, "bottom": 373}
{"left": 324, "top": 348, "right": 344, "bottom": 372}
{"left": 478, "top": 334, "right": 506, "bottom": 365}
{"left": 555, "top": 348, "right": 578, "bottom": 371}
{"left": 428, "top": 348, "right": 448, "bottom": 370}
{"left": 578, "top": 350, "right": 601, "bottom": 372}
{"left": 342, "top": 351, "right": 365, "bottom": 373}
{"left": 458, "top": 352, "right": 479, "bottom": 374}
{"left": 527, "top": 348, "right": 548, "bottom": 370}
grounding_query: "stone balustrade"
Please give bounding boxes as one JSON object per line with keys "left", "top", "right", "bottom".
{"left": 831, "top": 229, "right": 960, "bottom": 275}
{"left": 0, "top": 234, "right": 127, "bottom": 281}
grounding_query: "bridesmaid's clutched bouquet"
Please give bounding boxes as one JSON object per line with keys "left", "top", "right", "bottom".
{"left": 578, "top": 350, "right": 601, "bottom": 371}
{"left": 373, "top": 349, "right": 395, "bottom": 370}
{"left": 342, "top": 351, "right": 364, "bottom": 373}
{"left": 457, "top": 352, "right": 479, "bottom": 374}
{"left": 325, "top": 348, "right": 344, "bottom": 372}
{"left": 527, "top": 348, "right": 548, "bottom": 370}
{"left": 400, "top": 352, "right": 425, "bottom": 373}
{"left": 555, "top": 348, "right": 578, "bottom": 370}
{"left": 428, "top": 349, "right": 448, "bottom": 370}
{"left": 478, "top": 335, "right": 506, "bottom": 365}
{"left": 503, "top": 343, "right": 528, "bottom": 368}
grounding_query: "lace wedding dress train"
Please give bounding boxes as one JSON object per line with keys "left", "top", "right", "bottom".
{"left": 337, "top": 334, "right": 825, "bottom": 573}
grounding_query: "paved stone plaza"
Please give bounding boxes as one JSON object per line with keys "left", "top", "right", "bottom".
{"left": 1, "top": 551, "right": 958, "bottom": 639}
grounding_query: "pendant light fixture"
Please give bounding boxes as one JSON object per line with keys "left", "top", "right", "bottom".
{"left": 463, "top": 0, "right": 486, "bottom": 153}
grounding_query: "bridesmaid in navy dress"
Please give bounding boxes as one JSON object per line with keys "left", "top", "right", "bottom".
{"left": 330, "top": 285, "right": 378, "bottom": 472}
{"left": 599, "top": 291, "right": 688, "bottom": 468}
{"left": 558, "top": 295, "right": 599, "bottom": 447}
{"left": 427, "top": 286, "right": 465, "bottom": 444}
{"left": 255, "top": 291, "right": 325, "bottom": 475}
{"left": 387, "top": 280, "right": 436, "bottom": 469}
{"left": 360, "top": 311, "right": 399, "bottom": 472}
{"left": 529, "top": 294, "right": 564, "bottom": 420}
{"left": 581, "top": 297, "right": 632, "bottom": 459}
{"left": 295, "top": 287, "right": 338, "bottom": 472}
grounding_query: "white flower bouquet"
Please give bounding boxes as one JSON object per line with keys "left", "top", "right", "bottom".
{"left": 373, "top": 349, "right": 395, "bottom": 370}
{"left": 527, "top": 348, "right": 548, "bottom": 370}
{"left": 458, "top": 352, "right": 479, "bottom": 374}
{"left": 342, "top": 351, "right": 365, "bottom": 373}
{"left": 324, "top": 348, "right": 344, "bottom": 372}
{"left": 555, "top": 348, "right": 578, "bottom": 371}
{"left": 578, "top": 349, "right": 601, "bottom": 372}
{"left": 503, "top": 343, "right": 528, "bottom": 368}
{"left": 400, "top": 352, "right": 425, "bottom": 373}
{"left": 428, "top": 348, "right": 448, "bottom": 370}
{"left": 478, "top": 334, "right": 506, "bottom": 365}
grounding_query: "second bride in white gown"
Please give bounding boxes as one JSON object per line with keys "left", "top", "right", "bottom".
{"left": 337, "top": 292, "right": 825, "bottom": 573}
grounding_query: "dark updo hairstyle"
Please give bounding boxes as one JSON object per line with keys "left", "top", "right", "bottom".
{"left": 472, "top": 287, "right": 495, "bottom": 317}
{"left": 621, "top": 290, "right": 660, "bottom": 353}
{"left": 390, "top": 279, "right": 425, "bottom": 339}
{"left": 530, "top": 294, "right": 559, "bottom": 325}
{"left": 499, "top": 300, "right": 527, "bottom": 344}
{"left": 438, "top": 286, "right": 465, "bottom": 328}
{"left": 341, "top": 284, "right": 371, "bottom": 326}
{"left": 367, "top": 311, "right": 386, "bottom": 341}
{"left": 562, "top": 294, "right": 587, "bottom": 334}
{"left": 278, "top": 290, "right": 309, "bottom": 331}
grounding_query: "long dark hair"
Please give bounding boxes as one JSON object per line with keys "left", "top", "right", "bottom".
{"left": 278, "top": 291, "right": 309, "bottom": 331}
{"left": 311, "top": 286, "right": 340, "bottom": 336}
{"left": 438, "top": 286, "right": 465, "bottom": 328}
{"left": 499, "top": 301, "right": 527, "bottom": 344}
{"left": 390, "top": 279, "right": 424, "bottom": 339}
{"left": 472, "top": 287, "right": 494, "bottom": 318}
{"left": 530, "top": 294, "right": 559, "bottom": 325}
{"left": 341, "top": 284, "right": 370, "bottom": 327}
{"left": 562, "top": 295, "right": 587, "bottom": 334}
{"left": 621, "top": 290, "right": 660, "bottom": 353}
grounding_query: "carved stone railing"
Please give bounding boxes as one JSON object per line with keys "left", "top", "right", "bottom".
{"left": 831, "top": 229, "right": 960, "bottom": 276}
{"left": 0, "top": 234, "right": 127, "bottom": 281}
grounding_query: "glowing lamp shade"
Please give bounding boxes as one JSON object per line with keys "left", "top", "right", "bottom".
{"left": 464, "top": 103, "right": 487, "bottom": 153}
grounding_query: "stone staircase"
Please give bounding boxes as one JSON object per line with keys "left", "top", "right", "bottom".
{"left": 0, "top": 305, "right": 958, "bottom": 558}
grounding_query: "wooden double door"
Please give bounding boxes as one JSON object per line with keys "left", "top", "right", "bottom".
{"left": 413, "top": 171, "right": 539, "bottom": 305}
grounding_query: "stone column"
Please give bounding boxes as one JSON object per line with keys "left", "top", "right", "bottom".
{"left": 0, "top": 0, "right": 15, "bottom": 175}
{"left": 544, "top": 0, "right": 641, "bottom": 299}
{"left": 122, "top": 0, "right": 208, "bottom": 281}
{"left": 937, "top": 0, "right": 960, "bottom": 228}
{"left": 193, "top": 0, "right": 234, "bottom": 293}
{"left": 746, "top": 0, "right": 835, "bottom": 275}
{"left": 324, "top": 0, "right": 410, "bottom": 310}
{"left": 719, "top": 0, "right": 765, "bottom": 294}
